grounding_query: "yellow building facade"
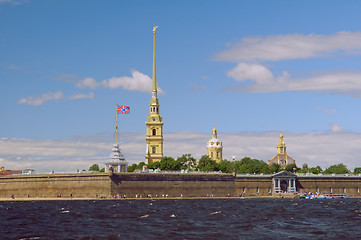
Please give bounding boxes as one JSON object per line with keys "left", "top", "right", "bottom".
{"left": 145, "top": 27, "right": 164, "bottom": 164}
{"left": 207, "top": 126, "right": 223, "bottom": 162}
{"left": 268, "top": 133, "right": 296, "bottom": 168}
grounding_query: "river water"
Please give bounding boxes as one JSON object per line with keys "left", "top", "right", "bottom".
{"left": 1, "top": 198, "right": 361, "bottom": 239}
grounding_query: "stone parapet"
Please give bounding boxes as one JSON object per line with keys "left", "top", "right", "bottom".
{"left": 0, "top": 172, "right": 361, "bottom": 199}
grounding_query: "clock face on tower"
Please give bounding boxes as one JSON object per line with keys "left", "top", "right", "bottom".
{"left": 152, "top": 117, "right": 156, "bottom": 122}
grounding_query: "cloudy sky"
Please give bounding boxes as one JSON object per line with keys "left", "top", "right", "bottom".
{"left": 2, "top": 0, "right": 361, "bottom": 173}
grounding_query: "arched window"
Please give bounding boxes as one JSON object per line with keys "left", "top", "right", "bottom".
{"left": 152, "top": 146, "right": 156, "bottom": 154}
{"left": 152, "top": 129, "right": 156, "bottom": 136}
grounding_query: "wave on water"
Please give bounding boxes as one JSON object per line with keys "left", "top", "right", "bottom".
{"left": 1, "top": 198, "right": 361, "bottom": 239}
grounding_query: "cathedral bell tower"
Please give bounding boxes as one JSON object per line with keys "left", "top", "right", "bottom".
{"left": 207, "top": 126, "right": 223, "bottom": 163}
{"left": 277, "top": 132, "right": 287, "bottom": 155}
{"left": 145, "top": 26, "right": 164, "bottom": 164}
{"left": 268, "top": 132, "right": 296, "bottom": 168}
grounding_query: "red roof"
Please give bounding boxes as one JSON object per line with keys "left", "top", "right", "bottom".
{"left": 0, "top": 170, "right": 22, "bottom": 176}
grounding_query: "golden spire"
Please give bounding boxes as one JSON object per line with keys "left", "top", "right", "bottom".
{"left": 152, "top": 26, "right": 158, "bottom": 95}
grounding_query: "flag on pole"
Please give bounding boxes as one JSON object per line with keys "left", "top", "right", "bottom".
{"left": 117, "top": 105, "right": 130, "bottom": 114}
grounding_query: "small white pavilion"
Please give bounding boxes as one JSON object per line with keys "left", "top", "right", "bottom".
{"left": 105, "top": 144, "right": 128, "bottom": 173}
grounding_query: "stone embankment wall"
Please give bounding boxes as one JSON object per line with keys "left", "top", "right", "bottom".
{"left": 1, "top": 173, "right": 361, "bottom": 199}
{"left": 234, "top": 176, "right": 273, "bottom": 197}
{"left": 0, "top": 173, "right": 110, "bottom": 198}
{"left": 110, "top": 173, "right": 236, "bottom": 198}
{"left": 235, "top": 175, "right": 361, "bottom": 197}
{"left": 297, "top": 176, "right": 361, "bottom": 196}
{"left": 0, "top": 173, "right": 236, "bottom": 199}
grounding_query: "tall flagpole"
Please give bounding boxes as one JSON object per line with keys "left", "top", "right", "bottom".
{"left": 115, "top": 104, "right": 118, "bottom": 145}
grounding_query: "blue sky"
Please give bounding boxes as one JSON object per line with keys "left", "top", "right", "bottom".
{"left": 2, "top": 0, "right": 361, "bottom": 172}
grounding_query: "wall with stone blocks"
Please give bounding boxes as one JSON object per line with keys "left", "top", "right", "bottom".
{"left": 1, "top": 173, "right": 361, "bottom": 199}
{"left": 0, "top": 173, "right": 110, "bottom": 198}
{"left": 110, "top": 173, "right": 236, "bottom": 198}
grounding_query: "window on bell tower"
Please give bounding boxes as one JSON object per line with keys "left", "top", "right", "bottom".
{"left": 152, "top": 146, "right": 156, "bottom": 154}
{"left": 152, "top": 129, "right": 156, "bottom": 136}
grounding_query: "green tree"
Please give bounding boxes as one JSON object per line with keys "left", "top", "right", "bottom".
{"left": 197, "top": 155, "right": 218, "bottom": 172}
{"left": 353, "top": 167, "right": 361, "bottom": 174}
{"left": 127, "top": 162, "right": 147, "bottom": 172}
{"left": 176, "top": 154, "right": 197, "bottom": 170}
{"left": 128, "top": 163, "right": 137, "bottom": 172}
{"left": 147, "top": 160, "right": 161, "bottom": 170}
{"left": 159, "top": 156, "right": 177, "bottom": 171}
{"left": 300, "top": 164, "right": 309, "bottom": 173}
{"left": 136, "top": 162, "right": 146, "bottom": 170}
{"left": 218, "top": 159, "right": 234, "bottom": 173}
{"left": 238, "top": 157, "right": 269, "bottom": 174}
{"left": 324, "top": 163, "right": 350, "bottom": 174}
{"left": 269, "top": 163, "right": 281, "bottom": 173}
{"left": 89, "top": 164, "right": 100, "bottom": 172}
{"left": 308, "top": 166, "right": 322, "bottom": 174}
{"left": 285, "top": 164, "right": 300, "bottom": 173}
{"left": 99, "top": 168, "right": 105, "bottom": 172}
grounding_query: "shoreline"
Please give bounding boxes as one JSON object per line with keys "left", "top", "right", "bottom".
{"left": 0, "top": 195, "right": 358, "bottom": 201}
{"left": 0, "top": 196, "right": 283, "bottom": 201}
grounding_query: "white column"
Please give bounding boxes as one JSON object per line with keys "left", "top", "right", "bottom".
{"left": 288, "top": 179, "right": 290, "bottom": 192}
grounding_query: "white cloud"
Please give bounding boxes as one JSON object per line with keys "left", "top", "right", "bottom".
{"left": 18, "top": 91, "right": 95, "bottom": 106}
{"left": 75, "top": 70, "right": 164, "bottom": 94}
{"left": 0, "top": 138, "right": 109, "bottom": 157}
{"left": 227, "top": 62, "right": 275, "bottom": 84}
{"left": 330, "top": 123, "right": 343, "bottom": 133}
{"left": 102, "top": 70, "right": 151, "bottom": 92}
{"left": 317, "top": 106, "right": 336, "bottom": 115}
{"left": 0, "top": 0, "right": 16, "bottom": 3}
{"left": 217, "top": 32, "right": 361, "bottom": 96}
{"left": 68, "top": 92, "right": 94, "bottom": 100}
{"left": 76, "top": 77, "right": 100, "bottom": 89}
{"left": 215, "top": 32, "right": 361, "bottom": 62}
{"left": 18, "top": 91, "right": 64, "bottom": 106}
{"left": 0, "top": 0, "right": 27, "bottom": 5}
{"left": 2, "top": 131, "right": 361, "bottom": 173}
{"left": 225, "top": 63, "right": 361, "bottom": 96}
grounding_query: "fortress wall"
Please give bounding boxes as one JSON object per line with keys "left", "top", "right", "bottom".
{"left": 1, "top": 173, "right": 361, "bottom": 199}
{"left": 0, "top": 173, "right": 110, "bottom": 198}
{"left": 110, "top": 173, "right": 236, "bottom": 198}
{"left": 297, "top": 176, "right": 361, "bottom": 196}
{"left": 234, "top": 176, "right": 273, "bottom": 197}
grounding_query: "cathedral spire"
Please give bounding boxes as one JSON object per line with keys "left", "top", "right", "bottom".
{"left": 152, "top": 26, "right": 158, "bottom": 98}
{"left": 146, "top": 26, "right": 163, "bottom": 164}
{"left": 277, "top": 131, "right": 286, "bottom": 155}
{"left": 279, "top": 132, "right": 284, "bottom": 143}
